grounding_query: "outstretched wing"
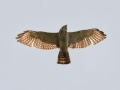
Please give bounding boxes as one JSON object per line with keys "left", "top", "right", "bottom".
{"left": 68, "top": 28, "right": 106, "bottom": 48}
{"left": 16, "top": 30, "right": 59, "bottom": 50}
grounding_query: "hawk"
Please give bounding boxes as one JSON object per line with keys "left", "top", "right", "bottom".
{"left": 16, "top": 25, "right": 106, "bottom": 64}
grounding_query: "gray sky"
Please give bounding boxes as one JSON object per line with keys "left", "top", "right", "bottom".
{"left": 1, "top": 0, "right": 120, "bottom": 90}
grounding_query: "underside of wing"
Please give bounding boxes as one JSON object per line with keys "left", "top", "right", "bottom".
{"left": 68, "top": 28, "right": 106, "bottom": 48}
{"left": 16, "top": 30, "right": 59, "bottom": 50}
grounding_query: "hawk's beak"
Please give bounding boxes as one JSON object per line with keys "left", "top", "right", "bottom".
{"left": 64, "top": 25, "right": 67, "bottom": 27}
{"left": 63, "top": 24, "right": 67, "bottom": 30}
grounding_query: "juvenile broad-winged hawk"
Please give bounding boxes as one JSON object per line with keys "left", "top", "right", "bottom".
{"left": 16, "top": 25, "right": 106, "bottom": 64}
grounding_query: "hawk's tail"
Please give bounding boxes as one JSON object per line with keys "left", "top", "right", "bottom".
{"left": 57, "top": 51, "right": 71, "bottom": 64}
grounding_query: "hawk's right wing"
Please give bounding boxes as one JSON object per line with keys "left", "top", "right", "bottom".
{"left": 16, "top": 30, "right": 59, "bottom": 50}
{"left": 68, "top": 28, "right": 106, "bottom": 48}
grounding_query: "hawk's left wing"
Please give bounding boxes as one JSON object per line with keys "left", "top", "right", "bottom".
{"left": 16, "top": 30, "right": 59, "bottom": 50}
{"left": 68, "top": 28, "right": 106, "bottom": 48}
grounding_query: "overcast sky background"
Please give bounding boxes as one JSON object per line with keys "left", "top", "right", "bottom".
{"left": 1, "top": 0, "right": 120, "bottom": 90}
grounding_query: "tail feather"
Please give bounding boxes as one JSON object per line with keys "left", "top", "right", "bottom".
{"left": 57, "top": 51, "right": 71, "bottom": 64}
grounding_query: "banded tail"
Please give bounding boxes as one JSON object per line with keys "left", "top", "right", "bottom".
{"left": 57, "top": 50, "right": 71, "bottom": 64}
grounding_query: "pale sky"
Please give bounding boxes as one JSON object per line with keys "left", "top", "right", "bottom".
{"left": 1, "top": 0, "right": 120, "bottom": 90}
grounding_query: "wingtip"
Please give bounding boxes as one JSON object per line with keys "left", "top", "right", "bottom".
{"left": 93, "top": 28, "right": 107, "bottom": 37}
{"left": 16, "top": 30, "right": 31, "bottom": 39}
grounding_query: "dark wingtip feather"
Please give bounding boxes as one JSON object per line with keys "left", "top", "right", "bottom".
{"left": 94, "top": 28, "right": 107, "bottom": 38}
{"left": 24, "top": 30, "right": 31, "bottom": 33}
{"left": 16, "top": 36, "right": 20, "bottom": 39}
{"left": 16, "top": 30, "right": 29, "bottom": 39}
{"left": 99, "top": 30, "right": 106, "bottom": 36}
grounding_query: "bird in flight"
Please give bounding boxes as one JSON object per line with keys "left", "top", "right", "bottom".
{"left": 16, "top": 25, "right": 106, "bottom": 64}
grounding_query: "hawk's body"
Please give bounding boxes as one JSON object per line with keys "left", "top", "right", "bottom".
{"left": 16, "top": 25, "right": 106, "bottom": 64}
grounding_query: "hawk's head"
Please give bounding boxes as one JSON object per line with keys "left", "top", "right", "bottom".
{"left": 59, "top": 25, "right": 67, "bottom": 36}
